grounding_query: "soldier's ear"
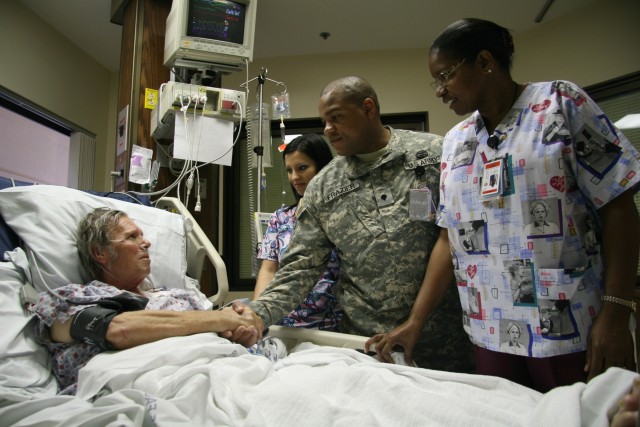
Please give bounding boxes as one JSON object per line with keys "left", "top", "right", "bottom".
{"left": 361, "top": 98, "right": 376, "bottom": 117}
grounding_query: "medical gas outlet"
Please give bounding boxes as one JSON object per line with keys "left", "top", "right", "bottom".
{"left": 151, "top": 82, "right": 245, "bottom": 140}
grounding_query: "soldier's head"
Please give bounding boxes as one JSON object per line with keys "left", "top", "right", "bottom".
{"left": 318, "top": 76, "right": 387, "bottom": 156}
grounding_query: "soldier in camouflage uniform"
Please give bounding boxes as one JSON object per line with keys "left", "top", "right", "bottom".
{"left": 248, "top": 76, "right": 474, "bottom": 372}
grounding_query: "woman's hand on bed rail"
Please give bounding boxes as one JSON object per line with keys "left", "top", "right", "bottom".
{"left": 364, "top": 320, "right": 422, "bottom": 366}
{"left": 219, "top": 301, "right": 265, "bottom": 347}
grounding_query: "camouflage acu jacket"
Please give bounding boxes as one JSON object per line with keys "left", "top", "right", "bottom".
{"left": 251, "top": 128, "right": 473, "bottom": 371}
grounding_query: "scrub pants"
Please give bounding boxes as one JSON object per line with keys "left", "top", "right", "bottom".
{"left": 474, "top": 346, "right": 587, "bottom": 393}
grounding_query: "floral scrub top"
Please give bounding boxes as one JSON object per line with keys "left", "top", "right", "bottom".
{"left": 438, "top": 80, "right": 640, "bottom": 358}
{"left": 257, "top": 204, "right": 343, "bottom": 330}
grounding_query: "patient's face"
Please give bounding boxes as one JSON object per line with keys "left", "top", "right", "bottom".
{"left": 105, "top": 217, "right": 151, "bottom": 291}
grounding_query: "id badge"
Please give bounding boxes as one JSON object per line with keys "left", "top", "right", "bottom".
{"left": 480, "top": 159, "right": 504, "bottom": 200}
{"left": 409, "top": 187, "right": 436, "bottom": 221}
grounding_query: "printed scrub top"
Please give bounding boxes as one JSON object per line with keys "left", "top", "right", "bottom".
{"left": 438, "top": 80, "right": 640, "bottom": 358}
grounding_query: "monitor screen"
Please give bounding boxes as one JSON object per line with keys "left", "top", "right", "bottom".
{"left": 187, "top": 0, "right": 246, "bottom": 45}
{"left": 164, "top": 0, "right": 257, "bottom": 71}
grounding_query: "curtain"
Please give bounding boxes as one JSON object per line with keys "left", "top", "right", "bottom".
{"left": 68, "top": 131, "right": 96, "bottom": 190}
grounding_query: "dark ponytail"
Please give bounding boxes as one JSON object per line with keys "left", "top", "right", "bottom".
{"left": 430, "top": 18, "right": 515, "bottom": 71}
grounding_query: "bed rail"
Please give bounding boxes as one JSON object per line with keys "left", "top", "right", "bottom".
{"left": 156, "top": 197, "right": 229, "bottom": 307}
{"left": 267, "top": 325, "right": 368, "bottom": 351}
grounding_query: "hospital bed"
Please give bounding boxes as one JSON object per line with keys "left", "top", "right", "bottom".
{"left": 0, "top": 183, "right": 635, "bottom": 427}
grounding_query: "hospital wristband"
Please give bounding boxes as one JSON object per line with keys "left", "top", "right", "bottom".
{"left": 601, "top": 295, "right": 637, "bottom": 312}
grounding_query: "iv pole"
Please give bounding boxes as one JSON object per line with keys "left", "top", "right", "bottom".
{"left": 256, "top": 69, "right": 266, "bottom": 213}
{"left": 240, "top": 67, "right": 287, "bottom": 213}
{"left": 241, "top": 68, "right": 288, "bottom": 276}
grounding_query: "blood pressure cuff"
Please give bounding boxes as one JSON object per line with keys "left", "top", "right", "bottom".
{"left": 69, "top": 305, "right": 119, "bottom": 350}
{"left": 95, "top": 292, "right": 149, "bottom": 312}
{"left": 69, "top": 293, "right": 149, "bottom": 350}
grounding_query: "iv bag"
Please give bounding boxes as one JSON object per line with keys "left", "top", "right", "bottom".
{"left": 271, "top": 92, "right": 291, "bottom": 119}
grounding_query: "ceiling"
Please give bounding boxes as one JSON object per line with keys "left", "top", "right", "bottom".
{"left": 20, "top": 0, "right": 599, "bottom": 73}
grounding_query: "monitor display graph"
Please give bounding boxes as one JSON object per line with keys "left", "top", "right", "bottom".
{"left": 187, "top": 0, "right": 246, "bottom": 45}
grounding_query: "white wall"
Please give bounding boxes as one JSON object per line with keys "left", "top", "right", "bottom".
{"left": 513, "top": 0, "right": 640, "bottom": 86}
{"left": 1, "top": 0, "right": 638, "bottom": 191}
{"left": 224, "top": 0, "right": 640, "bottom": 138}
{"left": 0, "top": 0, "right": 118, "bottom": 191}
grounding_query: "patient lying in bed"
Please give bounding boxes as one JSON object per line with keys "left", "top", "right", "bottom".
{"left": 33, "top": 207, "right": 265, "bottom": 395}
{"left": 4, "top": 205, "right": 640, "bottom": 426}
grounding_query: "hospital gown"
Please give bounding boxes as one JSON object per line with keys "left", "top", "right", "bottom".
{"left": 34, "top": 281, "right": 209, "bottom": 395}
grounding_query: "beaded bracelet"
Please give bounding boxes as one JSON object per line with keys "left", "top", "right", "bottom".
{"left": 601, "top": 295, "right": 637, "bottom": 311}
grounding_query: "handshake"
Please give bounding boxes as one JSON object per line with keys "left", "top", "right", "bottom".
{"left": 217, "top": 299, "right": 265, "bottom": 347}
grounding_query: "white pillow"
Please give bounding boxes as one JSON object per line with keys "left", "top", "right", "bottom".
{"left": 0, "top": 185, "right": 187, "bottom": 292}
{"left": 0, "top": 258, "right": 57, "bottom": 398}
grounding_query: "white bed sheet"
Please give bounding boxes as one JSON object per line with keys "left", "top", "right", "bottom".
{"left": 0, "top": 185, "right": 635, "bottom": 426}
{"left": 0, "top": 258, "right": 57, "bottom": 405}
{"left": 1, "top": 332, "right": 633, "bottom": 427}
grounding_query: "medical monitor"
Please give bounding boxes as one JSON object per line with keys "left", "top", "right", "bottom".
{"left": 164, "top": 0, "right": 258, "bottom": 72}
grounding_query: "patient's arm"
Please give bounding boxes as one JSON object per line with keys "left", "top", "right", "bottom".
{"left": 253, "top": 259, "right": 279, "bottom": 300}
{"left": 50, "top": 307, "right": 263, "bottom": 349}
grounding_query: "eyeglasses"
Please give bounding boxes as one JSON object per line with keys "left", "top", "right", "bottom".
{"left": 430, "top": 59, "right": 466, "bottom": 91}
